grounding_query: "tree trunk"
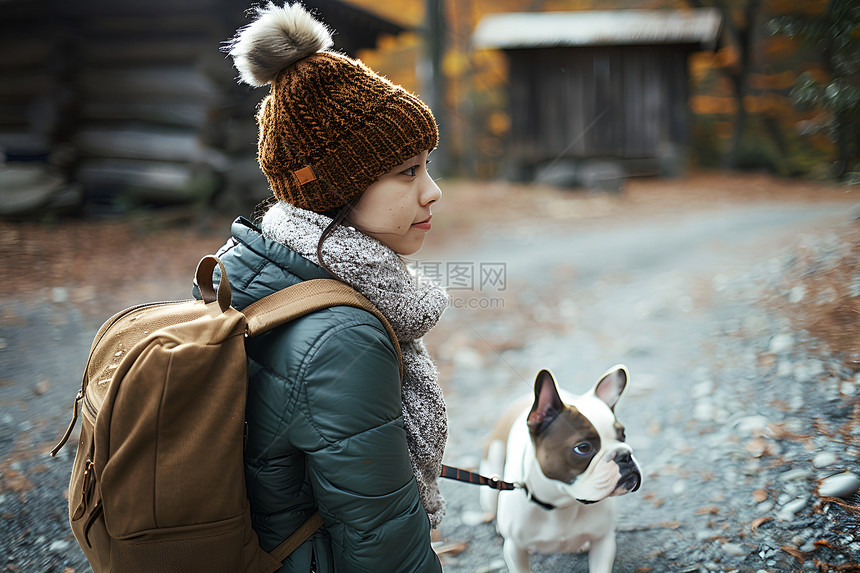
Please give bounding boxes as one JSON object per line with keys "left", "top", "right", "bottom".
{"left": 726, "top": 0, "right": 761, "bottom": 168}
{"left": 691, "top": 0, "right": 762, "bottom": 169}
{"left": 726, "top": 72, "right": 747, "bottom": 168}
{"left": 834, "top": 111, "right": 853, "bottom": 176}
{"left": 424, "top": 0, "right": 450, "bottom": 176}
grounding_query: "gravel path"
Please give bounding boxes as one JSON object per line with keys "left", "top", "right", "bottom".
{"left": 1, "top": 175, "right": 858, "bottom": 572}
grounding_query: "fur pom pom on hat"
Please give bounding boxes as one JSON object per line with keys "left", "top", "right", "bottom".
{"left": 225, "top": 3, "right": 438, "bottom": 213}
{"left": 227, "top": 3, "right": 333, "bottom": 87}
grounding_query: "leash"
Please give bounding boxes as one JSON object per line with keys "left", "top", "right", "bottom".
{"left": 439, "top": 465, "right": 557, "bottom": 511}
{"left": 440, "top": 465, "right": 518, "bottom": 491}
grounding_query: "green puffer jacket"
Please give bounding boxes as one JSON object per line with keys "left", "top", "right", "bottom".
{"left": 200, "top": 218, "right": 441, "bottom": 573}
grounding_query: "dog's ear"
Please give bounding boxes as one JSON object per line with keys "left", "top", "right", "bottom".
{"left": 593, "top": 365, "right": 628, "bottom": 411}
{"left": 528, "top": 369, "right": 564, "bottom": 435}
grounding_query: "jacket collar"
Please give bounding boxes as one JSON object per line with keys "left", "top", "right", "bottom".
{"left": 201, "top": 217, "right": 333, "bottom": 310}
{"left": 230, "top": 217, "right": 332, "bottom": 282}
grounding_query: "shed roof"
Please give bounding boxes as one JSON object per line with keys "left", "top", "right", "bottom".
{"left": 310, "top": 0, "right": 408, "bottom": 54}
{"left": 473, "top": 8, "right": 721, "bottom": 51}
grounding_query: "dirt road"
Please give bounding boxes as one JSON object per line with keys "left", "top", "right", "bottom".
{"left": 1, "top": 173, "right": 858, "bottom": 572}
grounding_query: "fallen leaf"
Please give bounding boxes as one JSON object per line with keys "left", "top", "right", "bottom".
{"left": 768, "top": 423, "right": 811, "bottom": 442}
{"left": 660, "top": 521, "right": 681, "bottom": 529}
{"left": 828, "top": 564, "right": 860, "bottom": 573}
{"left": 751, "top": 516, "right": 772, "bottom": 531}
{"left": 781, "top": 545, "right": 806, "bottom": 562}
{"left": 752, "top": 489, "right": 768, "bottom": 503}
{"left": 433, "top": 541, "right": 468, "bottom": 557}
{"left": 696, "top": 505, "right": 720, "bottom": 515}
{"left": 634, "top": 568, "right": 653, "bottom": 573}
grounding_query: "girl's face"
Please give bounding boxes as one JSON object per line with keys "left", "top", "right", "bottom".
{"left": 347, "top": 150, "right": 441, "bottom": 255}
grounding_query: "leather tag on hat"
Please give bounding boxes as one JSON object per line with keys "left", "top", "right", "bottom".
{"left": 293, "top": 166, "right": 317, "bottom": 185}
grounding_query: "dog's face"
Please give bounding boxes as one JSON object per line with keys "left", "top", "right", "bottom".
{"left": 527, "top": 366, "right": 641, "bottom": 503}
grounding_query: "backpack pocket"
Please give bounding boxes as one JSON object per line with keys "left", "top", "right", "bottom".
{"left": 109, "top": 514, "right": 246, "bottom": 572}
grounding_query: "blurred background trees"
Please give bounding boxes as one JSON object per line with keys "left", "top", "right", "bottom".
{"left": 769, "top": 0, "right": 860, "bottom": 180}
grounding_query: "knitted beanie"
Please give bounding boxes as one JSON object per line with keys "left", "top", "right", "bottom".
{"left": 226, "top": 3, "right": 439, "bottom": 212}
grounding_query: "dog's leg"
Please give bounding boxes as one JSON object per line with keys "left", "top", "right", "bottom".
{"left": 479, "top": 439, "right": 506, "bottom": 517}
{"left": 587, "top": 531, "right": 616, "bottom": 573}
{"left": 502, "top": 538, "right": 531, "bottom": 573}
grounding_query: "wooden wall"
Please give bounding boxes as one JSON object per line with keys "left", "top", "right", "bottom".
{"left": 505, "top": 45, "right": 695, "bottom": 177}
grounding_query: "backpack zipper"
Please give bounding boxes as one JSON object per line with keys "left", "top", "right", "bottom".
{"left": 76, "top": 457, "right": 103, "bottom": 548}
{"left": 72, "top": 458, "right": 96, "bottom": 521}
{"left": 81, "top": 392, "right": 98, "bottom": 424}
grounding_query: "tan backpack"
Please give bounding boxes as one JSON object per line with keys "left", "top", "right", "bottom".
{"left": 51, "top": 255, "right": 402, "bottom": 573}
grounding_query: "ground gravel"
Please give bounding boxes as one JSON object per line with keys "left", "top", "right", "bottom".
{"left": 1, "top": 173, "right": 858, "bottom": 573}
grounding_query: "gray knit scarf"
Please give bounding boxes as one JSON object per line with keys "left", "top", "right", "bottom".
{"left": 261, "top": 201, "right": 449, "bottom": 528}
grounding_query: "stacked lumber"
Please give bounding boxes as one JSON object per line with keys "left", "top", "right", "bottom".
{"left": 70, "top": 9, "right": 233, "bottom": 211}
{"left": 213, "top": 84, "right": 271, "bottom": 214}
{"left": 0, "top": 1, "right": 83, "bottom": 216}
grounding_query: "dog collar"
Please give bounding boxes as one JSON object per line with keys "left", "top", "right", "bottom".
{"left": 524, "top": 488, "right": 557, "bottom": 511}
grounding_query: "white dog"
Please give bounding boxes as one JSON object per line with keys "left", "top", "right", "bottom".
{"left": 480, "top": 366, "right": 642, "bottom": 573}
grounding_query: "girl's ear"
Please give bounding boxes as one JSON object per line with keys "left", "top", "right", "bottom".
{"left": 593, "top": 365, "right": 629, "bottom": 411}
{"left": 528, "top": 370, "right": 564, "bottom": 436}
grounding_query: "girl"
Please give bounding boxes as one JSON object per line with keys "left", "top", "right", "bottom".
{"left": 213, "top": 3, "right": 448, "bottom": 571}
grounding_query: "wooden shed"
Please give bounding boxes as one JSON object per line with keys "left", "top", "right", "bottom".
{"left": 473, "top": 9, "right": 721, "bottom": 186}
{"left": 0, "top": 0, "right": 407, "bottom": 216}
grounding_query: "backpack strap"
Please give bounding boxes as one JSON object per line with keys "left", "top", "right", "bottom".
{"left": 241, "top": 278, "right": 404, "bottom": 379}
{"left": 196, "top": 255, "right": 233, "bottom": 312}
{"left": 269, "top": 511, "right": 325, "bottom": 563}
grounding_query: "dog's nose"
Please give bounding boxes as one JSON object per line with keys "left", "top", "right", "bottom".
{"left": 611, "top": 449, "right": 641, "bottom": 492}
{"left": 620, "top": 469, "right": 641, "bottom": 493}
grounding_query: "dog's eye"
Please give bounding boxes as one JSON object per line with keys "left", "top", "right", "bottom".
{"left": 572, "top": 442, "right": 593, "bottom": 456}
